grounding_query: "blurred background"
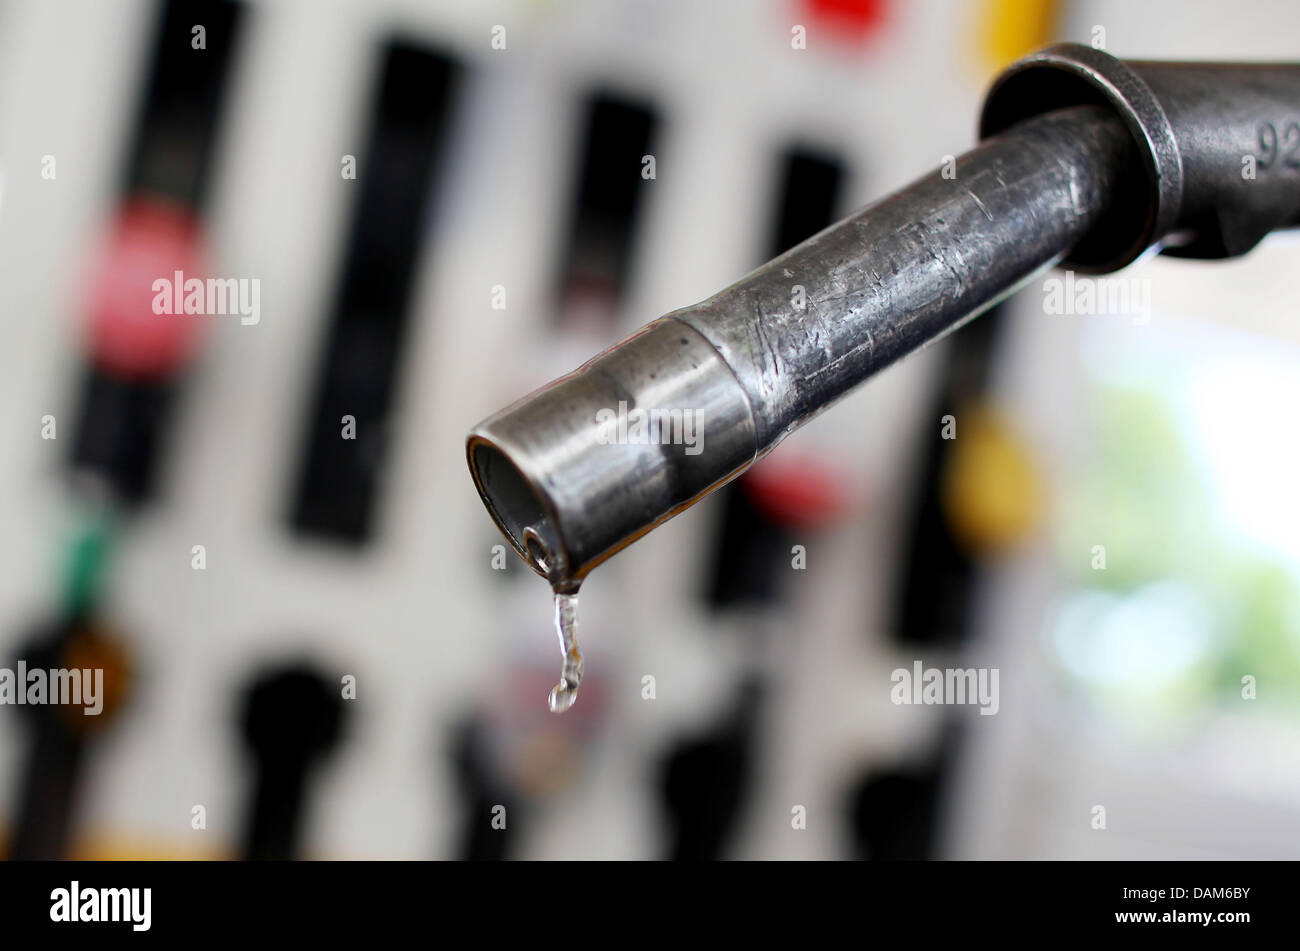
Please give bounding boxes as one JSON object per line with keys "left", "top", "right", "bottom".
{"left": 0, "top": 0, "right": 1299, "bottom": 860}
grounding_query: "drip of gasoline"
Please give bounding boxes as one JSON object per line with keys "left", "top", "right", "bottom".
{"left": 522, "top": 524, "right": 584, "bottom": 714}
{"left": 548, "top": 590, "right": 583, "bottom": 713}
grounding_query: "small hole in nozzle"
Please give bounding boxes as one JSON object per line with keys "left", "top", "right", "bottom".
{"left": 523, "top": 527, "right": 550, "bottom": 576}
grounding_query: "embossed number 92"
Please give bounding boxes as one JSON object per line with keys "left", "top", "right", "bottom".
{"left": 1258, "top": 121, "right": 1300, "bottom": 170}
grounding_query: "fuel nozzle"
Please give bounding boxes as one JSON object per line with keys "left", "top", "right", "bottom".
{"left": 468, "top": 44, "right": 1300, "bottom": 591}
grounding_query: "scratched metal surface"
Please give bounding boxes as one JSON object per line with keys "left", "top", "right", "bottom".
{"left": 672, "top": 105, "right": 1135, "bottom": 451}
{"left": 469, "top": 106, "right": 1137, "bottom": 588}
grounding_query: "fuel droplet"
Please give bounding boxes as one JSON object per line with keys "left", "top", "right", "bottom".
{"left": 520, "top": 524, "right": 584, "bottom": 714}
{"left": 547, "top": 590, "right": 583, "bottom": 714}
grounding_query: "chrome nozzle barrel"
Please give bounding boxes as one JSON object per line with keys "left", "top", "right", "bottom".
{"left": 468, "top": 42, "right": 1300, "bottom": 589}
{"left": 469, "top": 102, "right": 1137, "bottom": 588}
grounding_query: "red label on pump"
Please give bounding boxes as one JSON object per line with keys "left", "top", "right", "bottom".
{"left": 86, "top": 199, "right": 207, "bottom": 380}
{"left": 743, "top": 453, "right": 853, "bottom": 531}
{"left": 799, "top": 0, "right": 889, "bottom": 42}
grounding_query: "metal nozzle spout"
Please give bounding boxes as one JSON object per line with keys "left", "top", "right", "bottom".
{"left": 469, "top": 44, "right": 1300, "bottom": 589}
{"left": 467, "top": 318, "right": 759, "bottom": 588}
{"left": 471, "top": 102, "right": 1136, "bottom": 588}
{"left": 469, "top": 104, "right": 1136, "bottom": 587}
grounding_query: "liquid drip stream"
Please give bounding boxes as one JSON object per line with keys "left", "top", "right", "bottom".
{"left": 547, "top": 590, "right": 583, "bottom": 713}
{"left": 523, "top": 524, "right": 584, "bottom": 714}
